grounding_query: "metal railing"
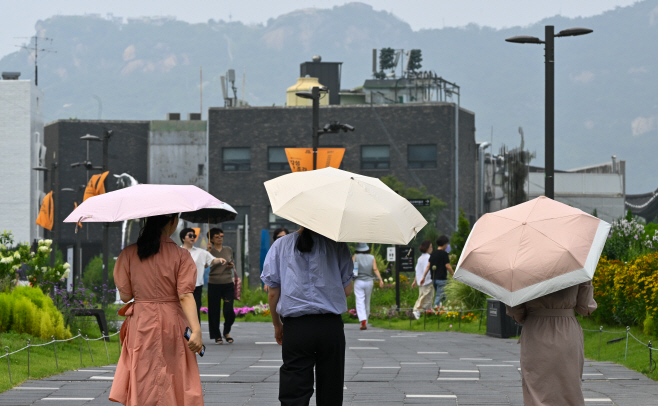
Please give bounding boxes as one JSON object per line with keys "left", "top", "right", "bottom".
{"left": 1, "top": 329, "right": 120, "bottom": 384}
{"left": 582, "top": 326, "right": 656, "bottom": 373}
{"left": 372, "top": 307, "right": 487, "bottom": 331}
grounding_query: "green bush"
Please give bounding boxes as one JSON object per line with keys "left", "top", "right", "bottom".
{"left": 444, "top": 278, "right": 487, "bottom": 310}
{"left": 82, "top": 255, "right": 116, "bottom": 290}
{"left": 0, "top": 286, "right": 71, "bottom": 339}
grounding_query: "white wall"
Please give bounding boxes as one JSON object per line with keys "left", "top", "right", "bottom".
{"left": 0, "top": 80, "right": 44, "bottom": 244}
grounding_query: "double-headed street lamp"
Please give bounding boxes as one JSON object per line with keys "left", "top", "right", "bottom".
{"left": 295, "top": 87, "right": 355, "bottom": 170}
{"left": 506, "top": 26, "right": 592, "bottom": 199}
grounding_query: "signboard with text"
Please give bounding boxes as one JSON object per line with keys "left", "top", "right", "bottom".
{"left": 408, "top": 199, "right": 431, "bottom": 207}
{"left": 285, "top": 148, "right": 345, "bottom": 172}
{"left": 396, "top": 245, "right": 415, "bottom": 273}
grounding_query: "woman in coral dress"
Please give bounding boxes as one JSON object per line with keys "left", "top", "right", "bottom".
{"left": 110, "top": 213, "right": 204, "bottom": 406}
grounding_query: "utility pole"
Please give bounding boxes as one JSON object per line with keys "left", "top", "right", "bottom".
{"left": 16, "top": 36, "right": 55, "bottom": 86}
{"left": 311, "top": 87, "right": 320, "bottom": 170}
{"left": 101, "top": 130, "right": 113, "bottom": 308}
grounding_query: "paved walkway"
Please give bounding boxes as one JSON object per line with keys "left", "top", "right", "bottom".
{"left": 1, "top": 321, "right": 657, "bottom": 405}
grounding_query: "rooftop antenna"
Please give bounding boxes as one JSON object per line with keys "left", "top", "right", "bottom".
{"left": 220, "top": 75, "right": 228, "bottom": 107}
{"left": 15, "top": 35, "right": 55, "bottom": 86}
{"left": 241, "top": 68, "right": 245, "bottom": 105}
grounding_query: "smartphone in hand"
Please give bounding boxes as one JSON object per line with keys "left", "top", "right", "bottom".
{"left": 184, "top": 327, "right": 205, "bottom": 357}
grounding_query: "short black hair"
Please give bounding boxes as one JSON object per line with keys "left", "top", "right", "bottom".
{"left": 179, "top": 227, "right": 195, "bottom": 244}
{"left": 436, "top": 235, "right": 450, "bottom": 247}
{"left": 272, "top": 227, "right": 290, "bottom": 242}
{"left": 208, "top": 227, "right": 224, "bottom": 239}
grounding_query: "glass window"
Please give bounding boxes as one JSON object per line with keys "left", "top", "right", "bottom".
{"left": 268, "top": 207, "right": 297, "bottom": 231}
{"left": 361, "top": 145, "right": 390, "bottom": 169}
{"left": 268, "top": 147, "right": 291, "bottom": 171}
{"left": 407, "top": 144, "right": 437, "bottom": 168}
{"left": 221, "top": 205, "right": 250, "bottom": 231}
{"left": 223, "top": 148, "right": 250, "bottom": 171}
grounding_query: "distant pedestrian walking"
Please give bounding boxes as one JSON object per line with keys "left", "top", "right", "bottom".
{"left": 352, "top": 243, "right": 384, "bottom": 330}
{"left": 262, "top": 228, "right": 354, "bottom": 406}
{"left": 507, "top": 282, "right": 597, "bottom": 406}
{"left": 411, "top": 240, "right": 433, "bottom": 319}
{"left": 420, "top": 235, "right": 453, "bottom": 307}
{"left": 206, "top": 227, "right": 236, "bottom": 344}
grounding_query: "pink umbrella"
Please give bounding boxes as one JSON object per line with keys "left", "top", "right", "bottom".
{"left": 63, "top": 184, "right": 225, "bottom": 223}
{"left": 454, "top": 196, "right": 611, "bottom": 307}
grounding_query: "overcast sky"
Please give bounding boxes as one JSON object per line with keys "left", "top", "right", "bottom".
{"left": 0, "top": 0, "right": 641, "bottom": 58}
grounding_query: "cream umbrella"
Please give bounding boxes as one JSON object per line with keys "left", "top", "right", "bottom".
{"left": 454, "top": 196, "right": 611, "bottom": 307}
{"left": 264, "top": 167, "right": 427, "bottom": 244}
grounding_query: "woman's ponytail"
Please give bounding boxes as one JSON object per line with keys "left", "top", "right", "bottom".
{"left": 295, "top": 228, "right": 316, "bottom": 253}
{"left": 136, "top": 214, "right": 177, "bottom": 260}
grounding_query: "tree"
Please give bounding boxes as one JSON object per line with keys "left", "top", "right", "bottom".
{"left": 407, "top": 49, "right": 422, "bottom": 72}
{"left": 379, "top": 175, "right": 446, "bottom": 250}
{"left": 450, "top": 209, "right": 471, "bottom": 261}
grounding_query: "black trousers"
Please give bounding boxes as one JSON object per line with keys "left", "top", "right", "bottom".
{"left": 279, "top": 313, "right": 345, "bottom": 406}
{"left": 193, "top": 285, "right": 203, "bottom": 322}
{"left": 208, "top": 282, "right": 235, "bottom": 339}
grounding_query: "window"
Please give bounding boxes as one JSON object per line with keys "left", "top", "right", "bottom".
{"left": 268, "top": 147, "right": 290, "bottom": 171}
{"left": 407, "top": 144, "right": 437, "bottom": 168}
{"left": 223, "top": 148, "right": 250, "bottom": 171}
{"left": 222, "top": 206, "right": 250, "bottom": 231}
{"left": 268, "top": 207, "right": 297, "bottom": 231}
{"left": 361, "top": 145, "right": 390, "bottom": 169}
{"left": 197, "top": 164, "right": 204, "bottom": 176}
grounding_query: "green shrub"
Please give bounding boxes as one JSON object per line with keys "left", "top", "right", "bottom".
{"left": 445, "top": 278, "right": 487, "bottom": 310}
{"left": 82, "top": 255, "right": 116, "bottom": 290}
{"left": 0, "top": 286, "right": 71, "bottom": 339}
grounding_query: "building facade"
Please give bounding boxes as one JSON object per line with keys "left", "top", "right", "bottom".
{"left": 208, "top": 103, "right": 477, "bottom": 285}
{"left": 0, "top": 75, "right": 44, "bottom": 244}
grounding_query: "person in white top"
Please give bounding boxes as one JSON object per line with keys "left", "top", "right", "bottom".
{"left": 179, "top": 227, "right": 226, "bottom": 321}
{"left": 411, "top": 240, "right": 433, "bottom": 319}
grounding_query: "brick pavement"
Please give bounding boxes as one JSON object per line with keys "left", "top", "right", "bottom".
{"left": 1, "top": 321, "right": 657, "bottom": 405}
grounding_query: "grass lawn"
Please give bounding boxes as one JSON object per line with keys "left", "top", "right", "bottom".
{"left": 0, "top": 330, "right": 121, "bottom": 393}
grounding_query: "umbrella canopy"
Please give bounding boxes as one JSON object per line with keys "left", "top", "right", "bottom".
{"left": 454, "top": 196, "right": 611, "bottom": 307}
{"left": 179, "top": 202, "right": 237, "bottom": 224}
{"left": 264, "top": 167, "right": 427, "bottom": 244}
{"left": 63, "top": 184, "right": 225, "bottom": 223}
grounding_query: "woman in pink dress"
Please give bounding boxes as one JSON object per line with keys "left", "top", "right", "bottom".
{"left": 110, "top": 213, "right": 204, "bottom": 406}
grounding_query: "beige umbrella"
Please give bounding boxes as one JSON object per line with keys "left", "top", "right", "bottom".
{"left": 454, "top": 196, "right": 611, "bottom": 307}
{"left": 264, "top": 167, "right": 427, "bottom": 244}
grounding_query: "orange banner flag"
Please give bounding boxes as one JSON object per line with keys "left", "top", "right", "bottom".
{"left": 36, "top": 191, "right": 54, "bottom": 230}
{"left": 285, "top": 148, "right": 345, "bottom": 172}
{"left": 83, "top": 171, "right": 109, "bottom": 202}
{"left": 192, "top": 227, "right": 201, "bottom": 243}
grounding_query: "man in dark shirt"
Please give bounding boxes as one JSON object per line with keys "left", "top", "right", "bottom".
{"left": 420, "top": 235, "right": 454, "bottom": 307}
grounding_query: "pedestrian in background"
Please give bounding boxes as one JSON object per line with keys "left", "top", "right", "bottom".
{"left": 206, "top": 227, "right": 236, "bottom": 344}
{"left": 419, "top": 235, "right": 453, "bottom": 308}
{"left": 179, "top": 227, "right": 226, "bottom": 321}
{"left": 353, "top": 242, "right": 384, "bottom": 330}
{"left": 262, "top": 227, "right": 354, "bottom": 406}
{"left": 411, "top": 240, "right": 433, "bottom": 319}
{"left": 264, "top": 227, "right": 290, "bottom": 293}
{"left": 110, "top": 214, "right": 203, "bottom": 405}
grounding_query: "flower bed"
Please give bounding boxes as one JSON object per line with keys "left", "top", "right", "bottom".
{"left": 234, "top": 303, "right": 270, "bottom": 317}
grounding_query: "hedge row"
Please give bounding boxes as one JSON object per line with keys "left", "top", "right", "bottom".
{"left": 593, "top": 253, "right": 658, "bottom": 336}
{"left": 0, "top": 286, "right": 71, "bottom": 339}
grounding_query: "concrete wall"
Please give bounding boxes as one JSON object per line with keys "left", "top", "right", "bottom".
{"left": 208, "top": 103, "right": 477, "bottom": 285}
{"left": 148, "top": 120, "right": 208, "bottom": 189}
{"left": 0, "top": 80, "right": 43, "bottom": 244}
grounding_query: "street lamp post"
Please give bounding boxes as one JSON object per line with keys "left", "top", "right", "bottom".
{"left": 295, "top": 87, "right": 354, "bottom": 170}
{"left": 506, "top": 26, "right": 592, "bottom": 199}
{"left": 61, "top": 186, "right": 85, "bottom": 294}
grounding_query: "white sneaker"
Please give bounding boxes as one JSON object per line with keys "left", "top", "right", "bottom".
{"left": 413, "top": 311, "right": 420, "bottom": 320}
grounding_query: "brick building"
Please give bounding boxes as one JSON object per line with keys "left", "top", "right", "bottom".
{"left": 208, "top": 102, "right": 477, "bottom": 285}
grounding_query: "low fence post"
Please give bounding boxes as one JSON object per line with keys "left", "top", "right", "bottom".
{"left": 625, "top": 327, "right": 630, "bottom": 361}
{"left": 52, "top": 336, "right": 59, "bottom": 370}
{"left": 437, "top": 311, "right": 440, "bottom": 330}
{"left": 26, "top": 339, "right": 31, "bottom": 378}
{"left": 598, "top": 326, "right": 603, "bottom": 359}
{"left": 103, "top": 331, "right": 110, "bottom": 363}
{"left": 458, "top": 308, "right": 462, "bottom": 330}
{"left": 85, "top": 335, "right": 94, "bottom": 363}
{"left": 479, "top": 309, "right": 484, "bottom": 331}
{"left": 5, "top": 347, "right": 11, "bottom": 384}
{"left": 78, "top": 330, "right": 83, "bottom": 367}
{"left": 409, "top": 310, "right": 412, "bottom": 328}
{"left": 650, "top": 341, "right": 656, "bottom": 373}
{"left": 423, "top": 311, "right": 426, "bottom": 330}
